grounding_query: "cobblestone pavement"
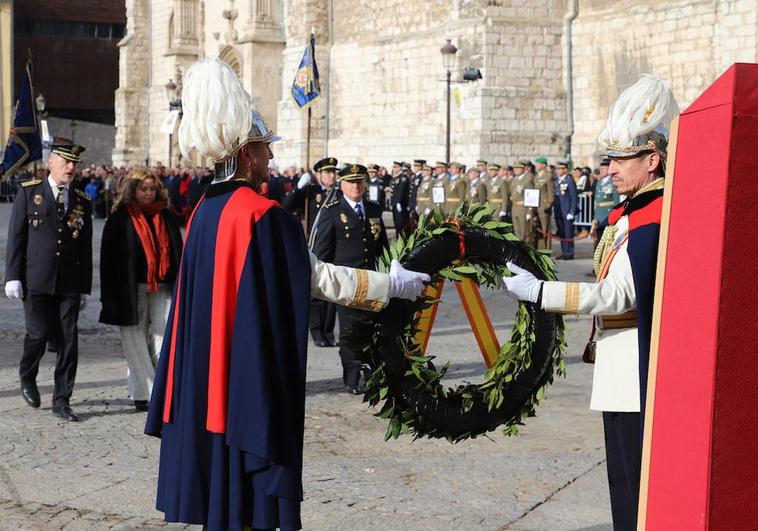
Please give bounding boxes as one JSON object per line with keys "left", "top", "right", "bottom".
{"left": 0, "top": 203, "right": 611, "bottom": 530}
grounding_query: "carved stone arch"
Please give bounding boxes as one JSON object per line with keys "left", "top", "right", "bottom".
{"left": 219, "top": 45, "right": 243, "bottom": 78}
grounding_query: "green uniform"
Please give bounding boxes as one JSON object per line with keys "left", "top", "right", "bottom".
{"left": 593, "top": 175, "right": 620, "bottom": 223}
{"left": 486, "top": 175, "right": 507, "bottom": 219}
{"left": 508, "top": 171, "right": 537, "bottom": 242}
{"left": 534, "top": 169, "right": 555, "bottom": 250}
{"left": 444, "top": 176, "right": 468, "bottom": 216}
{"left": 431, "top": 173, "right": 449, "bottom": 214}
{"left": 467, "top": 177, "right": 488, "bottom": 205}
{"left": 415, "top": 174, "right": 435, "bottom": 215}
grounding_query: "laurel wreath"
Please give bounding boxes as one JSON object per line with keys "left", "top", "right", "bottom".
{"left": 362, "top": 203, "right": 567, "bottom": 442}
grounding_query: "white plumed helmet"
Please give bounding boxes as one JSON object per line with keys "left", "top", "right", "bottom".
{"left": 178, "top": 58, "right": 279, "bottom": 179}
{"left": 597, "top": 74, "right": 680, "bottom": 160}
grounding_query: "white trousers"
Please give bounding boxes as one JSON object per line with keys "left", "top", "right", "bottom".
{"left": 118, "top": 283, "right": 171, "bottom": 401}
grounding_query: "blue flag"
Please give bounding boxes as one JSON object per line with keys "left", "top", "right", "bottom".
{"left": 2, "top": 60, "right": 42, "bottom": 176}
{"left": 290, "top": 34, "right": 320, "bottom": 109}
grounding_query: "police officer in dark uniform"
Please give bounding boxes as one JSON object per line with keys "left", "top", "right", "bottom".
{"left": 4, "top": 140, "right": 93, "bottom": 421}
{"left": 312, "top": 164, "right": 389, "bottom": 393}
{"left": 365, "top": 164, "right": 385, "bottom": 207}
{"left": 284, "top": 157, "right": 340, "bottom": 347}
{"left": 390, "top": 163, "right": 411, "bottom": 237}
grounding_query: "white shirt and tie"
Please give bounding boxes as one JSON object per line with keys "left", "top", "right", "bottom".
{"left": 48, "top": 175, "right": 69, "bottom": 211}
{"left": 343, "top": 197, "right": 365, "bottom": 221}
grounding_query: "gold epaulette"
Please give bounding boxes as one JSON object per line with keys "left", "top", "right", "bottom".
{"left": 20, "top": 179, "right": 41, "bottom": 187}
{"left": 74, "top": 189, "right": 91, "bottom": 201}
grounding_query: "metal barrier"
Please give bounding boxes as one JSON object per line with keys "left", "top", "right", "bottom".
{"left": 0, "top": 178, "right": 20, "bottom": 202}
{"left": 574, "top": 192, "right": 594, "bottom": 228}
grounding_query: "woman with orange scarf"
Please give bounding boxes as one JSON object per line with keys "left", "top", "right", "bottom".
{"left": 99, "top": 170, "right": 183, "bottom": 411}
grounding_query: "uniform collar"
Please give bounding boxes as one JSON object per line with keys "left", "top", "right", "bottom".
{"left": 343, "top": 196, "right": 364, "bottom": 211}
{"left": 632, "top": 177, "right": 664, "bottom": 198}
{"left": 48, "top": 175, "right": 68, "bottom": 192}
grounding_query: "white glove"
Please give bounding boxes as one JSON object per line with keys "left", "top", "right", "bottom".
{"left": 502, "top": 262, "right": 542, "bottom": 303}
{"left": 424, "top": 208, "right": 431, "bottom": 216}
{"left": 499, "top": 211, "right": 507, "bottom": 218}
{"left": 4, "top": 280, "right": 22, "bottom": 300}
{"left": 388, "top": 259, "right": 431, "bottom": 301}
{"left": 79, "top": 294, "right": 89, "bottom": 310}
{"left": 297, "top": 174, "right": 311, "bottom": 189}
{"left": 526, "top": 214, "right": 532, "bottom": 221}
{"left": 395, "top": 204, "right": 402, "bottom": 213}
{"left": 566, "top": 213, "right": 574, "bottom": 221}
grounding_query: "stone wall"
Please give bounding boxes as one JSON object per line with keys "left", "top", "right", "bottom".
{"left": 571, "top": 0, "right": 758, "bottom": 165}
{"left": 116, "top": 0, "right": 758, "bottom": 169}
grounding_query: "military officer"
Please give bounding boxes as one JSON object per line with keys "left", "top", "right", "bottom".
{"left": 554, "top": 161, "right": 579, "bottom": 259}
{"left": 508, "top": 160, "right": 537, "bottom": 242}
{"left": 533, "top": 156, "right": 556, "bottom": 250}
{"left": 390, "top": 163, "right": 411, "bottom": 237}
{"left": 408, "top": 159, "right": 425, "bottom": 220}
{"left": 476, "top": 159, "right": 488, "bottom": 180}
{"left": 283, "top": 156, "right": 339, "bottom": 239}
{"left": 283, "top": 156, "right": 340, "bottom": 347}
{"left": 4, "top": 140, "right": 92, "bottom": 422}
{"left": 466, "top": 167, "right": 487, "bottom": 205}
{"left": 485, "top": 164, "right": 506, "bottom": 220}
{"left": 431, "top": 161, "right": 449, "bottom": 214}
{"left": 366, "top": 164, "right": 386, "bottom": 208}
{"left": 592, "top": 158, "right": 620, "bottom": 247}
{"left": 414, "top": 164, "right": 435, "bottom": 216}
{"left": 312, "top": 164, "right": 389, "bottom": 393}
{"left": 445, "top": 162, "right": 468, "bottom": 215}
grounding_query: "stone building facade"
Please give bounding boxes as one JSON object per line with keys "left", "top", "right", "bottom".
{"left": 114, "top": 0, "right": 757, "bottom": 169}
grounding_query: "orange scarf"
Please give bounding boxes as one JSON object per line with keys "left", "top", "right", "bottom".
{"left": 128, "top": 201, "right": 170, "bottom": 292}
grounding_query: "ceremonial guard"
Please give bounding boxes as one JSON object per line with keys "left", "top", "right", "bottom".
{"left": 145, "top": 58, "right": 428, "bottom": 531}
{"left": 390, "top": 162, "right": 411, "bottom": 236}
{"left": 311, "top": 164, "right": 389, "bottom": 393}
{"left": 444, "top": 162, "right": 468, "bottom": 215}
{"left": 592, "top": 158, "right": 620, "bottom": 246}
{"left": 486, "top": 164, "right": 507, "bottom": 220}
{"left": 508, "top": 160, "right": 537, "bottom": 242}
{"left": 533, "top": 156, "right": 556, "bottom": 250}
{"left": 554, "top": 161, "right": 579, "bottom": 259}
{"left": 466, "top": 167, "right": 488, "bottom": 205}
{"left": 414, "top": 163, "right": 435, "bottom": 216}
{"left": 504, "top": 75, "right": 679, "bottom": 531}
{"left": 284, "top": 157, "right": 340, "bottom": 347}
{"left": 4, "top": 140, "right": 92, "bottom": 422}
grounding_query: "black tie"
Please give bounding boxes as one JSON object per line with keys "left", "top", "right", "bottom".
{"left": 56, "top": 186, "right": 65, "bottom": 219}
{"left": 354, "top": 203, "right": 364, "bottom": 221}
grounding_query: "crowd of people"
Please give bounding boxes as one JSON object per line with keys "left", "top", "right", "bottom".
{"left": 2, "top": 56, "right": 675, "bottom": 531}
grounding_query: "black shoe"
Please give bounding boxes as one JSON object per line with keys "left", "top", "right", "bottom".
{"left": 563, "top": 256, "right": 574, "bottom": 260}
{"left": 326, "top": 339, "right": 339, "bottom": 347}
{"left": 134, "top": 400, "right": 149, "bottom": 412}
{"left": 345, "top": 385, "right": 365, "bottom": 395}
{"left": 52, "top": 405, "right": 79, "bottom": 422}
{"left": 21, "top": 381, "right": 41, "bottom": 408}
{"left": 315, "top": 339, "right": 329, "bottom": 347}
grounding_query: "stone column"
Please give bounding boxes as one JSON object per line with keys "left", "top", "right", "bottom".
{"left": 113, "top": 0, "right": 150, "bottom": 167}
{"left": 239, "top": 0, "right": 286, "bottom": 142}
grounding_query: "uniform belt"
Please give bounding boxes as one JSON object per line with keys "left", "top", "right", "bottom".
{"left": 596, "top": 201, "right": 614, "bottom": 207}
{"left": 598, "top": 310, "right": 637, "bottom": 330}
{"left": 512, "top": 201, "right": 524, "bottom": 206}
{"left": 489, "top": 198, "right": 502, "bottom": 203}
{"left": 447, "top": 198, "right": 461, "bottom": 202}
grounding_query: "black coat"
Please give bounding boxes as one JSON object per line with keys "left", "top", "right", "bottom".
{"left": 312, "top": 197, "right": 388, "bottom": 269}
{"left": 5, "top": 178, "right": 93, "bottom": 296}
{"left": 99, "top": 204, "right": 183, "bottom": 326}
{"left": 282, "top": 183, "right": 339, "bottom": 236}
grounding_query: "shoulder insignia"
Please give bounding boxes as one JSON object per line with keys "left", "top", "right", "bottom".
{"left": 324, "top": 198, "right": 340, "bottom": 208}
{"left": 74, "top": 189, "right": 91, "bottom": 201}
{"left": 20, "top": 179, "right": 41, "bottom": 187}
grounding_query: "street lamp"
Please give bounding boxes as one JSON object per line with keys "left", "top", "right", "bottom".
{"left": 70, "top": 120, "right": 77, "bottom": 142}
{"left": 164, "top": 79, "right": 182, "bottom": 166}
{"left": 440, "top": 38, "right": 458, "bottom": 165}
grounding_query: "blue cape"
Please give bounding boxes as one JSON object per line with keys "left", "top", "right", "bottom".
{"left": 145, "top": 180, "right": 311, "bottom": 531}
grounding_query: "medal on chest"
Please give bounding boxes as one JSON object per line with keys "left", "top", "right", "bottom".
{"left": 67, "top": 204, "right": 85, "bottom": 239}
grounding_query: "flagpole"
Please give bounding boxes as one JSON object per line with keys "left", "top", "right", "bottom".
{"left": 306, "top": 106, "right": 311, "bottom": 171}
